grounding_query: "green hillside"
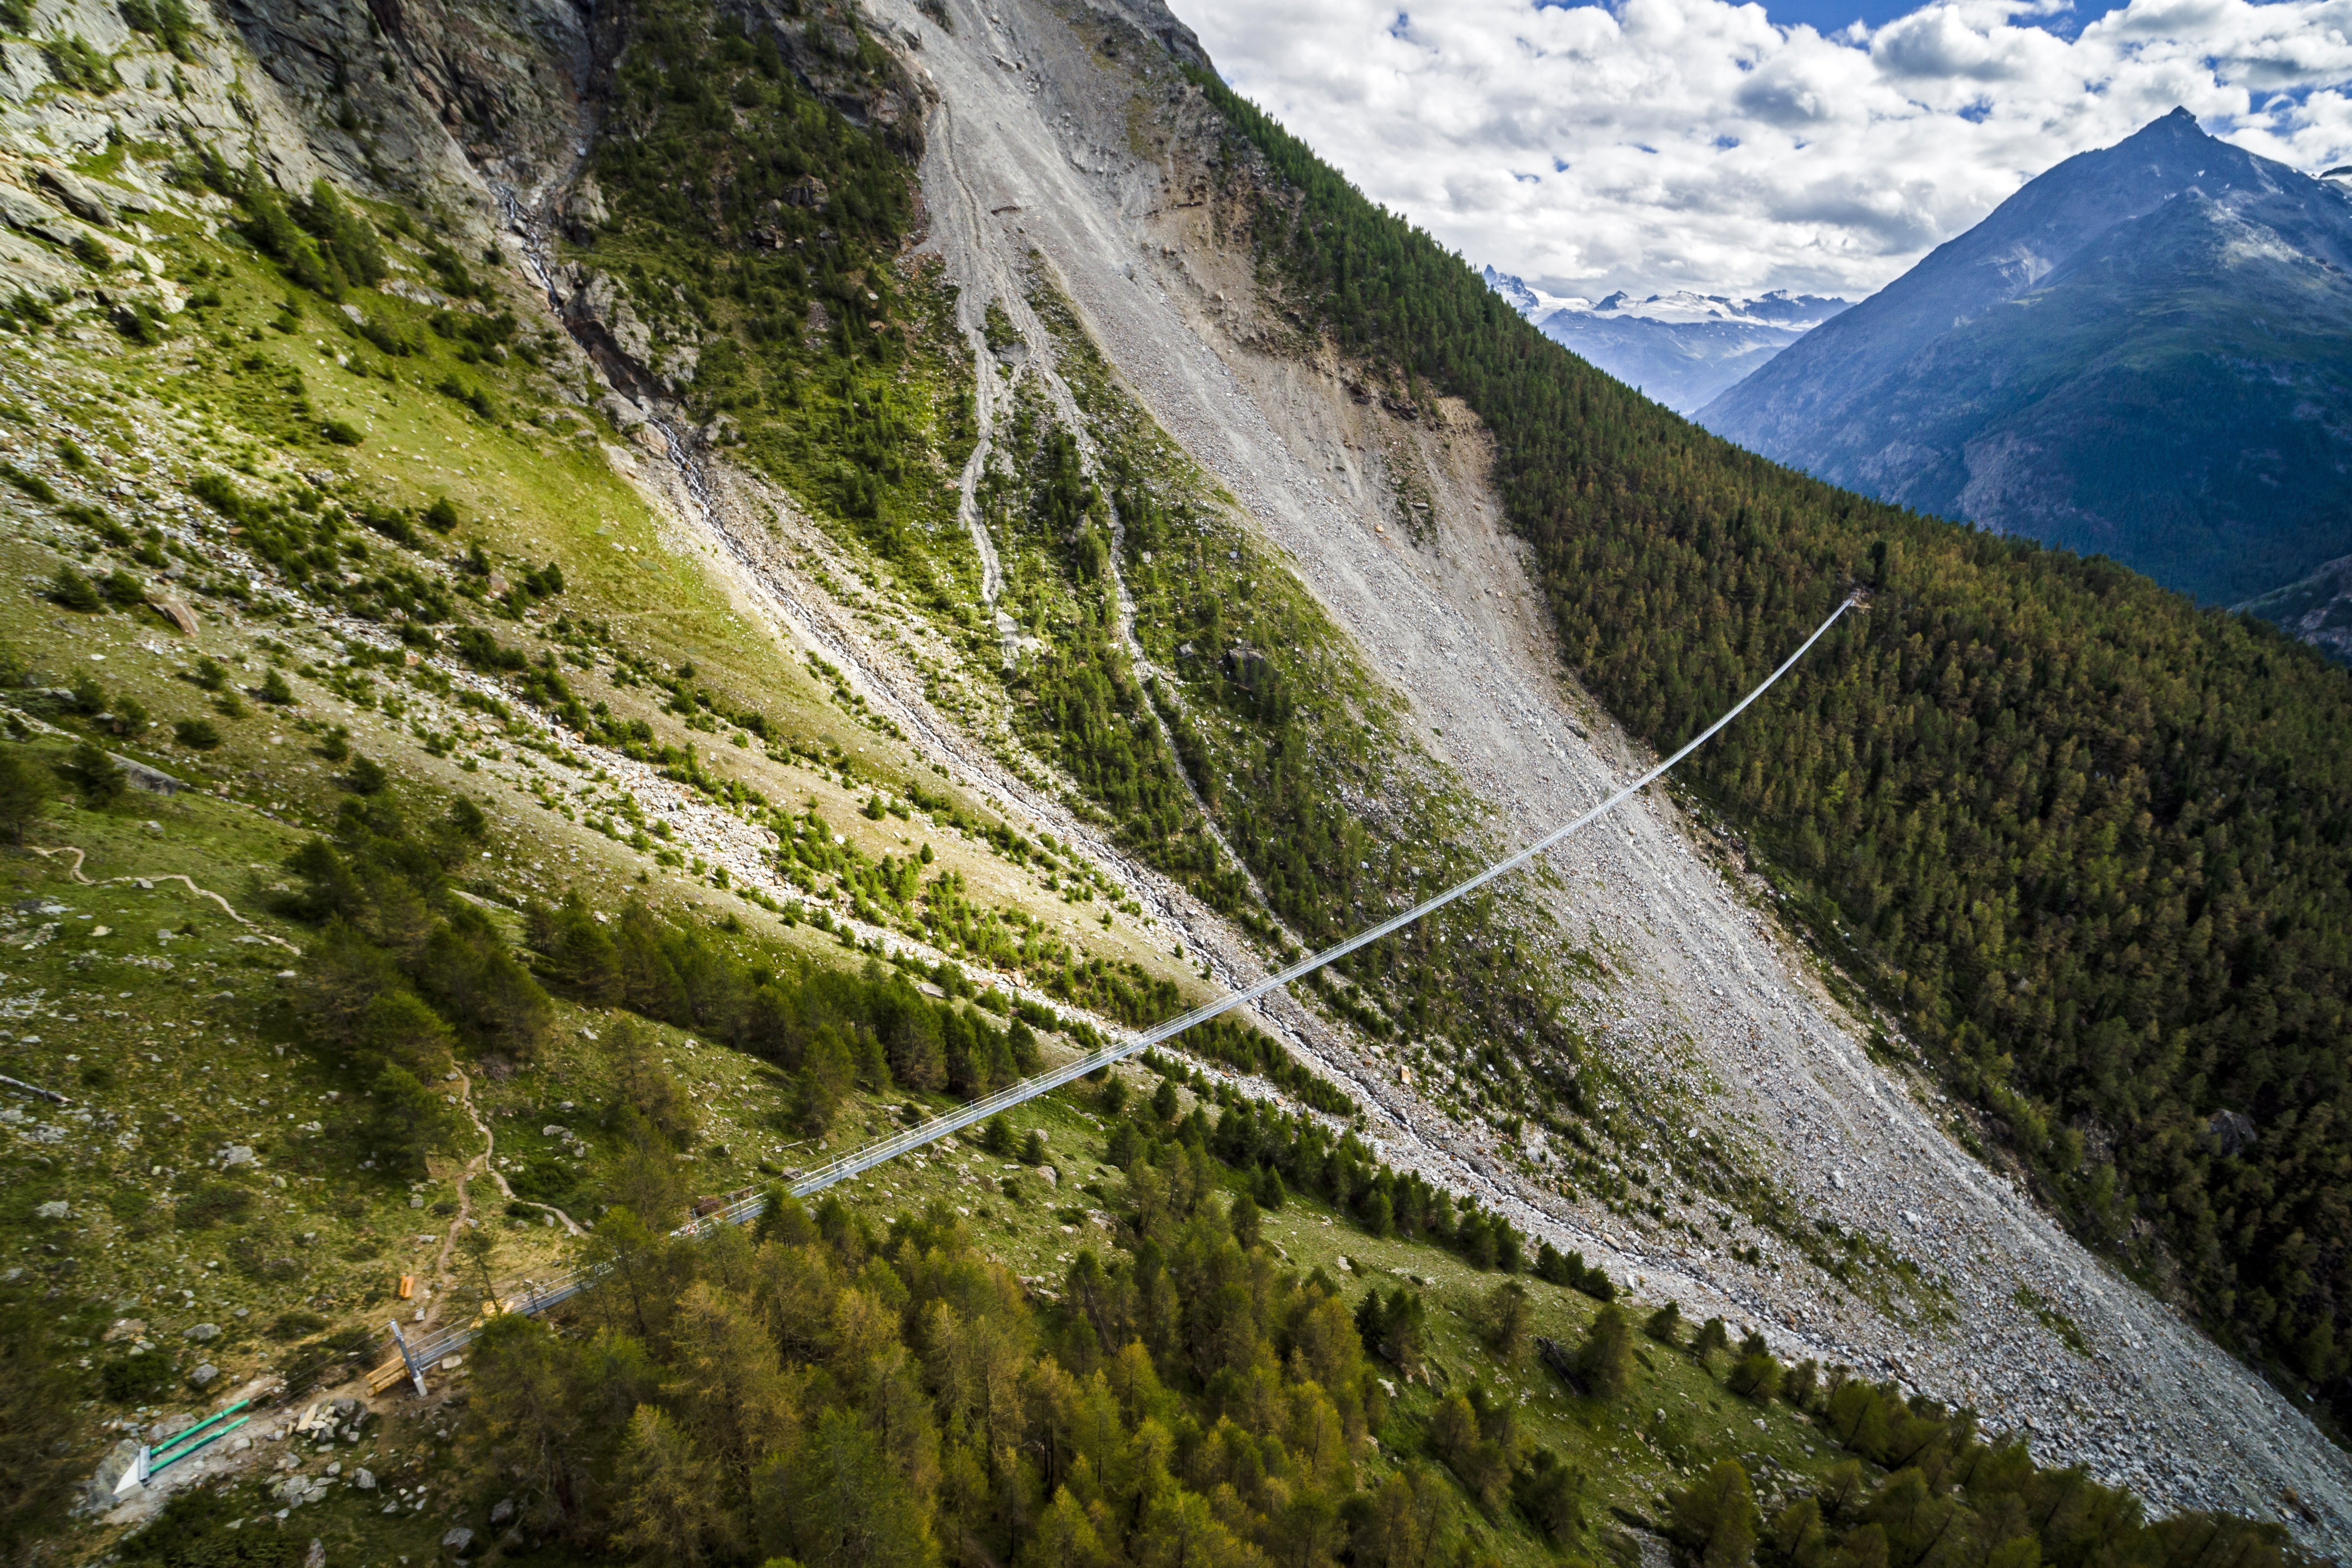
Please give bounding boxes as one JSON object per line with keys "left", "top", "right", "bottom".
{"left": 1193, "top": 73, "right": 2352, "bottom": 1408}
{"left": 0, "top": 8, "right": 1605, "bottom": 1557}
{"left": 71, "top": 918, "right": 2300, "bottom": 1568}
{"left": 0, "top": 42, "right": 1191, "bottom": 1551}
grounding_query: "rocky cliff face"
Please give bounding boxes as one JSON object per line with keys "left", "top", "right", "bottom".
{"left": 3, "top": 0, "right": 572, "bottom": 218}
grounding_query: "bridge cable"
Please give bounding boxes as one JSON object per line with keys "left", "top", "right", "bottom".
{"left": 381, "top": 594, "right": 1860, "bottom": 1375}
{"left": 779, "top": 592, "right": 1863, "bottom": 1197}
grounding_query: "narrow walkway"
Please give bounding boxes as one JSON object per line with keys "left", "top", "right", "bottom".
{"left": 424, "top": 1066, "right": 585, "bottom": 1333}
{"left": 24, "top": 844, "right": 302, "bottom": 951}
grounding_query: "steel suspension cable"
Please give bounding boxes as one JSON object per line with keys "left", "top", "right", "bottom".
{"left": 778, "top": 592, "right": 1862, "bottom": 1197}
{"left": 376, "top": 594, "right": 1860, "bottom": 1381}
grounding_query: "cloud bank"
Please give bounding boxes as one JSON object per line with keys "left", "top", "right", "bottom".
{"left": 1175, "top": 0, "right": 2352, "bottom": 298}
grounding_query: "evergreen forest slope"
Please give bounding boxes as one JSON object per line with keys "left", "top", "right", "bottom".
{"left": 1189, "top": 68, "right": 2352, "bottom": 1432}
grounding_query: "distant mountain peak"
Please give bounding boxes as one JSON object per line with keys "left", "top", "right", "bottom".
{"left": 1474, "top": 270, "right": 1851, "bottom": 411}
{"left": 1478, "top": 269, "right": 1851, "bottom": 337}
{"left": 1552, "top": 287, "right": 1847, "bottom": 330}
{"left": 1700, "top": 108, "right": 2352, "bottom": 619}
{"left": 1480, "top": 265, "right": 1566, "bottom": 319}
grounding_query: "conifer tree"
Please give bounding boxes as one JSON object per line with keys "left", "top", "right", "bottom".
{"left": 0, "top": 751, "right": 52, "bottom": 845}
{"left": 1575, "top": 1304, "right": 1634, "bottom": 1398}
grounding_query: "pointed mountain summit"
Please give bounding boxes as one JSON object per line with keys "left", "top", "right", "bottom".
{"left": 1699, "top": 109, "right": 2352, "bottom": 614}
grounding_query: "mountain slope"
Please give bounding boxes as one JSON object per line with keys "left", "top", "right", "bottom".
{"left": 0, "top": 0, "right": 2350, "bottom": 1555}
{"left": 891, "top": 10, "right": 2352, "bottom": 1535}
{"left": 2238, "top": 551, "right": 2352, "bottom": 663}
{"left": 1188, "top": 66, "right": 2352, "bottom": 1505}
{"left": 1698, "top": 108, "right": 2352, "bottom": 608}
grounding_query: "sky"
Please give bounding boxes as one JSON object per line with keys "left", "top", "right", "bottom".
{"left": 1174, "top": 0, "right": 2352, "bottom": 300}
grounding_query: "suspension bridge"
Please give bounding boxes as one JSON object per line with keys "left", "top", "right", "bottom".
{"left": 121, "top": 594, "right": 1860, "bottom": 1489}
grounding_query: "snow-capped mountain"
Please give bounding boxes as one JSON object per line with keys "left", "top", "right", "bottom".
{"left": 1480, "top": 265, "right": 1555, "bottom": 318}
{"left": 1479, "top": 267, "right": 1849, "bottom": 413}
{"left": 1581, "top": 288, "right": 1849, "bottom": 328}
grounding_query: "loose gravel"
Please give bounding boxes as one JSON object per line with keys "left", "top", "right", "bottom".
{"left": 845, "top": 0, "right": 2352, "bottom": 1545}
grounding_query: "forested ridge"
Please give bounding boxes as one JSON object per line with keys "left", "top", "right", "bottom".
{"left": 341, "top": 1106, "right": 2298, "bottom": 1568}
{"left": 1190, "top": 73, "right": 2352, "bottom": 1403}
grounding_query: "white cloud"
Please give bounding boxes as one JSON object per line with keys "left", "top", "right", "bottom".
{"left": 1173, "top": 0, "right": 2352, "bottom": 297}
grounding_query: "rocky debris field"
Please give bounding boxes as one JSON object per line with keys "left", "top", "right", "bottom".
{"left": 841, "top": 0, "right": 2352, "bottom": 1545}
